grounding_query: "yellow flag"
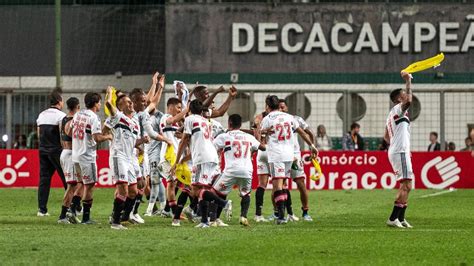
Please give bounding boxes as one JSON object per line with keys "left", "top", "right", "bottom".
{"left": 165, "top": 145, "right": 177, "bottom": 165}
{"left": 402, "top": 53, "right": 444, "bottom": 74}
{"left": 176, "top": 163, "right": 192, "bottom": 185}
{"left": 309, "top": 158, "right": 323, "bottom": 181}
{"left": 104, "top": 87, "right": 117, "bottom": 117}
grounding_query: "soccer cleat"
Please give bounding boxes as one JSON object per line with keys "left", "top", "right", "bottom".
{"left": 144, "top": 212, "right": 153, "bottom": 217}
{"left": 223, "top": 200, "right": 233, "bottom": 221}
{"left": 400, "top": 220, "right": 413, "bottom": 228}
{"left": 67, "top": 212, "right": 80, "bottom": 224}
{"left": 183, "top": 206, "right": 195, "bottom": 222}
{"left": 239, "top": 217, "right": 250, "bottom": 226}
{"left": 111, "top": 224, "right": 128, "bottom": 230}
{"left": 37, "top": 211, "right": 50, "bottom": 217}
{"left": 195, "top": 222, "right": 210, "bottom": 228}
{"left": 386, "top": 219, "right": 405, "bottom": 228}
{"left": 276, "top": 219, "right": 287, "bottom": 225}
{"left": 132, "top": 213, "right": 145, "bottom": 224}
{"left": 57, "top": 218, "right": 70, "bottom": 224}
{"left": 302, "top": 214, "right": 313, "bottom": 222}
{"left": 81, "top": 219, "right": 98, "bottom": 225}
{"left": 254, "top": 215, "right": 269, "bottom": 223}
{"left": 160, "top": 210, "right": 173, "bottom": 218}
{"left": 214, "top": 219, "right": 229, "bottom": 227}
{"left": 267, "top": 213, "right": 278, "bottom": 221}
{"left": 171, "top": 219, "right": 181, "bottom": 227}
{"left": 287, "top": 214, "right": 300, "bottom": 222}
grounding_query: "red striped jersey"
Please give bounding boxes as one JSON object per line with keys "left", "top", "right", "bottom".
{"left": 386, "top": 103, "right": 411, "bottom": 154}
{"left": 184, "top": 114, "right": 218, "bottom": 165}
{"left": 71, "top": 109, "right": 102, "bottom": 163}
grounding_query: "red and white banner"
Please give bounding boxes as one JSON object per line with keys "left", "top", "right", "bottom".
{"left": 0, "top": 150, "right": 473, "bottom": 190}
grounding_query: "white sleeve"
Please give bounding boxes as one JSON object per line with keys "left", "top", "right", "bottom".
{"left": 213, "top": 134, "right": 226, "bottom": 150}
{"left": 261, "top": 116, "right": 270, "bottom": 130}
{"left": 91, "top": 115, "right": 102, "bottom": 135}
{"left": 184, "top": 117, "right": 193, "bottom": 135}
{"left": 250, "top": 136, "right": 260, "bottom": 151}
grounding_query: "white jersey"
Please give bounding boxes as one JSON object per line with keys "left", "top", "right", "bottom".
{"left": 386, "top": 103, "right": 411, "bottom": 154}
{"left": 210, "top": 119, "right": 226, "bottom": 138}
{"left": 184, "top": 114, "right": 218, "bottom": 165}
{"left": 105, "top": 111, "right": 140, "bottom": 160}
{"left": 214, "top": 130, "right": 260, "bottom": 178}
{"left": 71, "top": 109, "right": 102, "bottom": 163}
{"left": 261, "top": 111, "right": 299, "bottom": 163}
{"left": 159, "top": 113, "right": 180, "bottom": 163}
{"left": 292, "top": 115, "right": 309, "bottom": 157}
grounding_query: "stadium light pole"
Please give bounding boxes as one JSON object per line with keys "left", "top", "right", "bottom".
{"left": 55, "top": 0, "right": 62, "bottom": 90}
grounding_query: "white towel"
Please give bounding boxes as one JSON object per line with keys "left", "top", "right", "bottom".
{"left": 173, "top": 80, "right": 189, "bottom": 107}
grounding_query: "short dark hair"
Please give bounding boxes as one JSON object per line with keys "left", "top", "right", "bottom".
{"left": 167, "top": 97, "right": 181, "bottom": 107}
{"left": 49, "top": 89, "right": 63, "bottom": 106}
{"left": 129, "top": 88, "right": 144, "bottom": 100}
{"left": 189, "top": 99, "right": 203, "bottom": 115}
{"left": 350, "top": 122, "right": 360, "bottom": 130}
{"left": 278, "top": 99, "right": 287, "bottom": 105}
{"left": 84, "top": 92, "right": 101, "bottom": 109}
{"left": 265, "top": 95, "right": 279, "bottom": 111}
{"left": 116, "top": 94, "right": 128, "bottom": 109}
{"left": 390, "top": 88, "right": 403, "bottom": 103}
{"left": 66, "top": 97, "right": 79, "bottom": 111}
{"left": 194, "top": 85, "right": 207, "bottom": 95}
{"left": 228, "top": 114, "right": 242, "bottom": 129}
{"left": 430, "top": 131, "right": 438, "bottom": 139}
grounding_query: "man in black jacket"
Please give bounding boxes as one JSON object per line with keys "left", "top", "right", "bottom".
{"left": 427, "top": 132, "right": 441, "bottom": 151}
{"left": 36, "top": 89, "right": 67, "bottom": 216}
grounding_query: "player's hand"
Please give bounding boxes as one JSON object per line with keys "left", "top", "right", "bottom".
{"left": 170, "top": 164, "right": 177, "bottom": 177}
{"left": 164, "top": 137, "right": 173, "bottom": 146}
{"left": 142, "top": 136, "right": 150, "bottom": 144}
{"left": 229, "top": 85, "right": 237, "bottom": 98}
{"left": 310, "top": 144, "right": 319, "bottom": 159}
{"left": 400, "top": 71, "right": 412, "bottom": 82}
{"left": 217, "top": 85, "right": 225, "bottom": 93}
{"left": 158, "top": 74, "right": 165, "bottom": 88}
{"left": 152, "top": 72, "right": 159, "bottom": 85}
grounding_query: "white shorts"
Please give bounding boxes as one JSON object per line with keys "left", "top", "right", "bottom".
{"left": 74, "top": 162, "right": 97, "bottom": 185}
{"left": 149, "top": 160, "right": 163, "bottom": 185}
{"left": 158, "top": 161, "right": 173, "bottom": 182}
{"left": 389, "top": 152, "right": 414, "bottom": 181}
{"left": 192, "top": 162, "right": 220, "bottom": 187}
{"left": 213, "top": 174, "right": 252, "bottom": 197}
{"left": 269, "top": 161, "right": 292, "bottom": 179}
{"left": 256, "top": 150, "right": 269, "bottom": 176}
{"left": 132, "top": 158, "right": 143, "bottom": 180}
{"left": 290, "top": 158, "right": 306, "bottom": 179}
{"left": 110, "top": 157, "right": 137, "bottom": 185}
{"left": 60, "top": 150, "right": 77, "bottom": 184}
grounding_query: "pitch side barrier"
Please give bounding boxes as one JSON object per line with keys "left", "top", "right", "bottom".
{"left": 0, "top": 150, "right": 473, "bottom": 190}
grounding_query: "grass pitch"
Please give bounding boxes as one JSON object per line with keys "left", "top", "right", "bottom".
{"left": 0, "top": 188, "right": 473, "bottom": 265}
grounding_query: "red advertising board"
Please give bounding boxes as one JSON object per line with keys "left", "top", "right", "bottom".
{"left": 0, "top": 150, "right": 473, "bottom": 190}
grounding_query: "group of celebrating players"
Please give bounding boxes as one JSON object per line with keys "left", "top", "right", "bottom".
{"left": 55, "top": 70, "right": 415, "bottom": 230}
{"left": 56, "top": 73, "right": 319, "bottom": 230}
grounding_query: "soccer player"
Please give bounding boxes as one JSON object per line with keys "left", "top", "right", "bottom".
{"left": 193, "top": 85, "right": 237, "bottom": 118}
{"left": 129, "top": 73, "right": 167, "bottom": 223}
{"left": 158, "top": 97, "right": 187, "bottom": 226}
{"left": 279, "top": 99, "right": 315, "bottom": 221}
{"left": 212, "top": 114, "right": 265, "bottom": 226}
{"left": 260, "top": 95, "right": 317, "bottom": 224}
{"left": 58, "top": 97, "right": 82, "bottom": 224}
{"left": 385, "top": 71, "right": 414, "bottom": 229}
{"left": 145, "top": 108, "right": 166, "bottom": 216}
{"left": 71, "top": 92, "right": 112, "bottom": 224}
{"left": 105, "top": 88, "right": 149, "bottom": 230}
{"left": 173, "top": 99, "right": 230, "bottom": 228}
{"left": 254, "top": 111, "right": 270, "bottom": 222}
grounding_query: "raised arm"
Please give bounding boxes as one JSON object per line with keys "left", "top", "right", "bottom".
{"left": 210, "top": 85, "right": 237, "bottom": 118}
{"left": 203, "top": 86, "right": 225, "bottom": 108}
{"left": 146, "top": 72, "right": 159, "bottom": 103}
{"left": 401, "top": 71, "right": 412, "bottom": 112}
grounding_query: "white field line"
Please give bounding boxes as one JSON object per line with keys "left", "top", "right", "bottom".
{"left": 419, "top": 189, "right": 457, "bottom": 198}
